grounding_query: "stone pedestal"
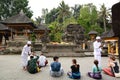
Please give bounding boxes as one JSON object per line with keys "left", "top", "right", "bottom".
{"left": 41, "top": 43, "right": 47, "bottom": 53}
{"left": 87, "top": 41, "right": 94, "bottom": 51}
{"left": 46, "top": 44, "right": 77, "bottom": 52}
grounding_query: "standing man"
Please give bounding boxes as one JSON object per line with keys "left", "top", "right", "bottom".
{"left": 21, "top": 41, "right": 32, "bottom": 70}
{"left": 93, "top": 36, "right": 102, "bottom": 66}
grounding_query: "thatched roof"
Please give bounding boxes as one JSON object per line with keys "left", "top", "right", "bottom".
{"left": 101, "top": 29, "right": 115, "bottom": 38}
{"left": 88, "top": 30, "right": 98, "bottom": 35}
{"left": 0, "top": 23, "right": 10, "bottom": 31}
{"left": 66, "top": 24, "right": 85, "bottom": 32}
{"left": 34, "top": 24, "right": 50, "bottom": 30}
{"left": 2, "top": 11, "right": 33, "bottom": 24}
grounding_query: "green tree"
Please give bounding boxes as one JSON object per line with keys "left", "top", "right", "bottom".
{"left": 71, "top": 4, "right": 81, "bottom": 20}
{"left": 35, "top": 16, "right": 43, "bottom": 25}
{"left": 99, "top": 4, "right": 110, "bottom": 32}
{"left": 30, "top": 32, "right": 36, "bottom": 42}
{"left": 0, "top": 0, "right": 33, "bottom": 20}
{"left": 78, "top": 3, "right": 103, "bottom": 35}
{"left": 58, "top": 1, "right": 71, "bottom": 23}
{"left": 45, "top": 8, "right": 59, "bottom": 24}
{"left": 41, "top": 8, "right": 48, "bottom": 23}
{"left": 48, "top": 17, "right": 78, "bottom": 42}
{"left": 62, "top": 17, "right": 78, "bottom": 29}
{"left": 48, "top": 21, "right": 62, "bottom": 42}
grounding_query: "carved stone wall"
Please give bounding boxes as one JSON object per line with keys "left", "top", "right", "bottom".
{"left": 63, "top": 24, "right": 85, "bottom": 44}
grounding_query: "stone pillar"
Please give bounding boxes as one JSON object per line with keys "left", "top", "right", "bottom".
{"left": 42, "top": 43, "right": 47, "bottom": 53}
{"left": 82, "top": 43, "right": 85, "bottom": 50}
{"left": 0, "top": 33, "right": 3, "bottom": 45}
{"left": 15, "top": 30, "right": 17, "bottom": 36}
{"left": 88, "top": 41, "right": 94, "bottom": 51}
{"left": 25, "top": 29, "right": 28, "bottom": 37}
{"left": 116, "top": 41, "right": 118, "bottom": 55}
{"left": 107, "top": 42, "right": 110, "bottom": 54}
{"left": 11, "top": 28, "right": 13, "bottom": 40}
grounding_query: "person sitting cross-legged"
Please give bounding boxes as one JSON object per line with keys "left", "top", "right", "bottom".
{"left": 103, "top": 55, "right": 119, "bottom": 77}
{"left": 67, "top": 59, "right": 81, "bottom": 79}
{"left": 88, "top": 60, "right": 102, "bottom": 79}
{"left": 27, "top": 55, "right": 40, "bottom": 74}
{"left": 50, "top": 56, "right": 64, "bottom": 77}
{"left": 38, "top": 53, "right": 48, "bottom": 68}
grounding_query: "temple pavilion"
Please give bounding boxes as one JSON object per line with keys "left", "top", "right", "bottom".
{"left": 101, "top": 29, "right": 118, "bottom": 55}
{"left": 1, "top": 10, "right": 36, "bottom": 40}
{"left": 34, "top": 24, "right": 50, "bottom": 41}
{"left": 0, "top": 11, "right": 50, "bottom": 46}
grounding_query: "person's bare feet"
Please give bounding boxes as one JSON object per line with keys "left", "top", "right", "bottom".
{"left": 23, "top": 67, "right": 27, "bottom": 71}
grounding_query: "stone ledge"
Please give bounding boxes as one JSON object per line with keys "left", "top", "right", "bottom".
{"left": 43, "top": 52, "right": 86, "bottom": 57}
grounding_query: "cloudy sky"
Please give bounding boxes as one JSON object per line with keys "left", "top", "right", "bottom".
{"left": 28, "top": 0, "right": 119, "bottom": 19}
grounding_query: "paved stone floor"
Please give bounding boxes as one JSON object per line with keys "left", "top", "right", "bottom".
{"left": 0, "top": 55, "right": 120, "bottom": 80}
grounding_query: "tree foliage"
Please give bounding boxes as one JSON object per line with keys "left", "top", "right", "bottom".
{"left": 48, "top": 21, "right": 62, "bottom": 42}
{"left": 0, "top": 0, "right": 112, "bottom": 42}
{"left": 34, "top": 2, "right": 111, "bottom": 42}
{"left": 57, "top": 1, "right": 71, "bottom": 23}
{"left": 41, "top": 8, "right": 48, "bottom": 23}
{"left": 34, "top": 16, "right": 43, "bottom": 25}
{"left": 98, "top": 4, "right": 111, "bottom": 32}
{"left": 71, "top": 4, "right": 81, "bottom": 20}
{"left": 0, "top": 0, "right": 33, "bottom": 20}
{"left": 78, "top": 3, "right": 103, "bottom": 35}
{"left": 45, "top": 8, "right": 59, "bottom": 24}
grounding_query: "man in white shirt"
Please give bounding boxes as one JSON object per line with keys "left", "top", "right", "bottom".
{"left": 21, "top": 41, "right": 32, "bottom": 70}
{"left": 38, "top": 53, "right": 48, "bottom": 67}
{"left": 93, "top": 36, "right": 102, "bottom": 66}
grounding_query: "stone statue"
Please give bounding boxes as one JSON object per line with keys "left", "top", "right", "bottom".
{"left": 62, "top": 24, "right": 85, "bottom": 45}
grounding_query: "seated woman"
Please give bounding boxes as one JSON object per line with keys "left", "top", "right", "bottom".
{"left": 88, "top": 60, "right": 102, "bottom": 79}
{"left": 50, "top": 56, "right": 64, "bottom": 77}
{"left": 103, "top": 55, "right": 119, "bottom": 77}
{"left": 67, "top": 59, "right": 81, "bottom": 79}
{"left": 27, "top": 56, "right": 40, "bottom": 74}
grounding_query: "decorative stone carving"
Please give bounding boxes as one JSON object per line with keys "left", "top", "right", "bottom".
{"left": 62, "top": 24, "right": 85, "bottom": 45}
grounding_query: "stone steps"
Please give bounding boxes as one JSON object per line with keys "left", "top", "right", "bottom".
{"left": 35, "top": 51, "right": 86, "bottom": 57}
{"left": 45, "top": 53, "right": 86, "bottom": 57}
{"left": 35, "top": 51, "right": 107, "bottom": 57}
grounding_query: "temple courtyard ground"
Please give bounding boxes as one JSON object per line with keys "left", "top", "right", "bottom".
{"left": 0, "top": 55, "right": 120, "bottom": 80}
